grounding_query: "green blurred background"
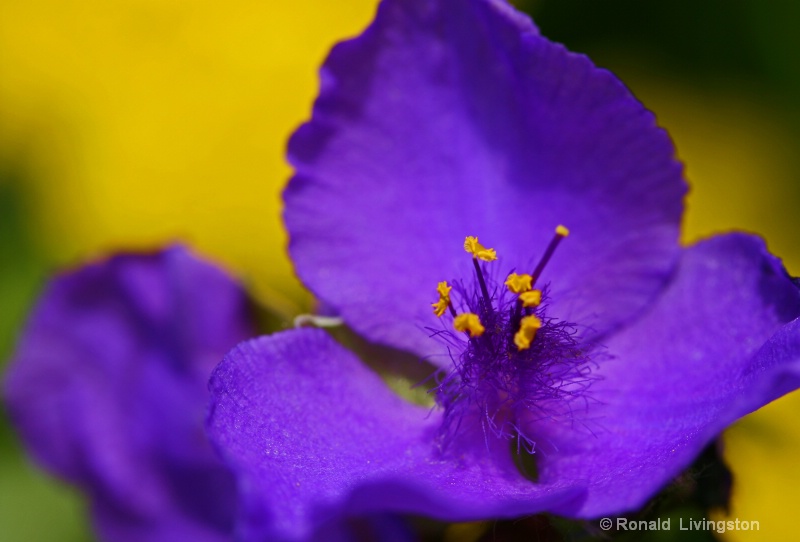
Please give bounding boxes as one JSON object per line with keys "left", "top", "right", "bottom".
{"left": 1, "top": 0, "right": 798, "bottom": 540}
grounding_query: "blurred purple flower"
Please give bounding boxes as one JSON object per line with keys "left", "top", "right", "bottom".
{"left": 4, "top": 248, "right": 253, "bottom": 542}
{"left": 4, "top": 248, "right": 416, "bottom": 542}
{"left": 205, "top": 0, "right": 800, "bottom": 540}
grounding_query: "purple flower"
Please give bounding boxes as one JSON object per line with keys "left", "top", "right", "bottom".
{"left": 4, "top": 248, "right": 254, "bottom": 542}
{"left": 4, "top": 248, "right": 417, "bottom": 542}
{"left": 206, "top": 0, "right": 800, "bottom": 540}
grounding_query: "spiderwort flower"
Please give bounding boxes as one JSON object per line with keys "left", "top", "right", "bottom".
{"left": 4, "top": 248, "right": 254, "bottom": 542}
{"left": 206, "top": 0, "right": 800, "bottom": 540}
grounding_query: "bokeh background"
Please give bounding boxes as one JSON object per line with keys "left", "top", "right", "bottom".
{"left": 1, "top": 0, "right": 798, "bottom": 540}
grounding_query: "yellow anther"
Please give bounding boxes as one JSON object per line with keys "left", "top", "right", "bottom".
{"left": 556, "top": 224, "right": 570, "bottom": 237}
{"left": 454, "top": 313, "right": 485, "bottom": 337}
{"left": 464, "top": 236, "right": 497, "bottom": 262}
{"left": 519, "top": 289, "right": 542, "bottom": 308}
{"left": 431, "top": 281, "right": 452, "bottom": 317}
{"left": 514, "top": 315, "right": 542, "bottom": 351}
{"left": 504, "top": 273, "right": 533, "bottom": 294}
{"left": 432, "top": 298, "right": 450, "bottom": 317}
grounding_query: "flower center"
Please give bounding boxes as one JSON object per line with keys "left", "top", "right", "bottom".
{"left": 429, "top": 227, "right": 597, "bottom": 453}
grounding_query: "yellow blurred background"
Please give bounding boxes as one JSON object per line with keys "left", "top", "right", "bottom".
{"left": 1, "top": 0, "right": 381, "bottom": 313}
{"left": 1, "top": 0, "right": 798, "bottom": 540}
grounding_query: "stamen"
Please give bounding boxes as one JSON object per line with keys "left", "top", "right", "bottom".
{"left": 453, "top": 312, "right": 485, "bottom": 337}
{"left": 530, "top": 225, "right": 569, "bottom": 285}
{"left": 430, "top": 226, "right": 596, "bottom": 454}
{"left": 519, "top": 290, "right": 542, "bottom": 308}
{"left": 464, "top": 236, "right": 497, "bottom": 262}
{"left": 464, "top": 236, "right": 496, "bottom": 309}
{"left": 432, "top": 298, "right": 449, "bottom": 318}
{"left": 431, "top": 281, "right": 455, "bottom": 318}
{"left": 505, "top": 273, "right": 533, "bottom": 294}
{"left": 472, "top": 258, "right": 492, "bottom": 309}
{"left": 513, "top": 314, "right": 542, "bottom": 350}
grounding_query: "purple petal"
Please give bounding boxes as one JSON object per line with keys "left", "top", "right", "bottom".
{"left": 285, "top": 0, "right": 686, "bottom": 358}
{"left": 535, "top": 234, "right": 800, "bottom": 518}
{"left": 3, "top": 247, "right": 255, "bottom": 542}
{"left": 738, "top": 317, "right": 800, "bottom": 408}
{"left": 207, "top": 328, "right": 584, "bottom": 541}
